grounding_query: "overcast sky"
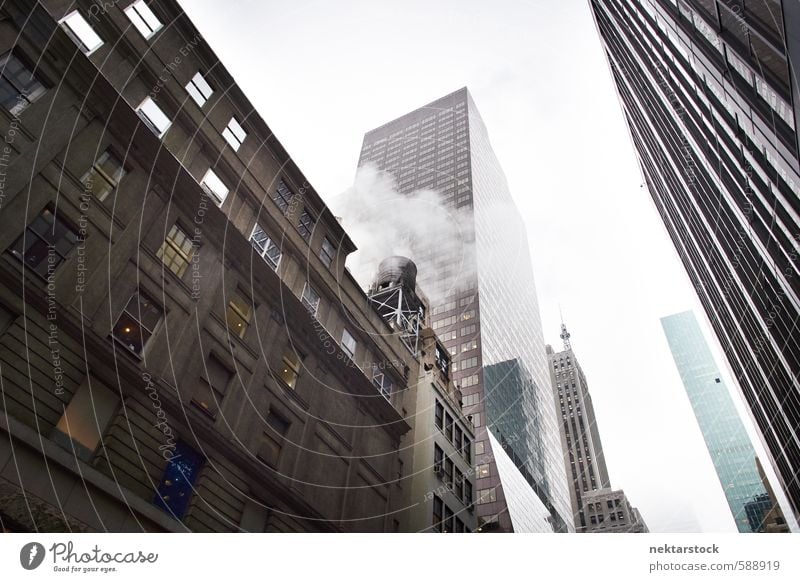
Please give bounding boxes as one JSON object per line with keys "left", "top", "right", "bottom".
{"left": 178, "top": 0, "right": 790, "bottom": 532}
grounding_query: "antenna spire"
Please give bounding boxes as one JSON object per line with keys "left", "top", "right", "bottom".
{"left": 559, "top": 309, "right": 571, "bottom": 351}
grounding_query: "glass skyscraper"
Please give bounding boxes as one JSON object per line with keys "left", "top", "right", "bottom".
{"left": 358, "top": 88, "right": 572, "bottom": 532}
{"left": 662, "top": 311, "right": 776, "bottom": 532}
{"left": 589, "top": 0, "right": 800, "bottom": 521}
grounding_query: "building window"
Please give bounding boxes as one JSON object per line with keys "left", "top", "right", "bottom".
{"left": 477, "top": 488, "right": 497, "bottom": 504}
{"left": 0, "top": 52, "right": 46, "bottom": 115}
{"left": 125, "top": 0, "right": 163, "bottom": 39}
{"left": 463, "top": 439, "right": 471, "bottom": 463}
{"left": 272, "top": 179, "right": 294, "bottom": 214}
{"left": 222, "top": 116, "right": 247, "bottom": 151}
{"left": 301, "top": 283, "right": 321, "bottom": 316}
{"left": 200, "top": 168, "right": 229, "bottom": 205}
{"left": 192, "top": 354, "right": 231, "bottom": 419}
{"left": 60, "top": 11, "right": 103, "bottom": 54}
{"left": 320, "top": 237, "right": 336, "bottom": 268}
{"left": 444, "top": 412, "right": 454, "bottom": 442}
{"left": 432, "top": 495, "right": 443, "bottom": 532}
{"left": 154, "top": 440, "right": 204, "bottom": 519}
{"left": 434, "top": 444, "right": 444, "bottom": 475}
{"left": 226, "top": 291, "right": 252, "bottom": 339}
{"left": 464, "top": 480, "right": 473, "bottom": 508}
{"left": 156, "top": 223, "right": 195, "bottom": 277}
{"left": 460, "top": 324, "right": 476, "bottom": 336}
{"left": 434, "top": 401, "right": 444, "bottom": 430}
{"left": 471, "top": 412, "right": 482, "bottom": 428}
{"left": 444, "top": 458, "right": 453, "bottom": 487}
{"left": 249, "top": 223, "right": 281, "bottom": 270}
{"left": 474, "top": 441, "right": 484, "bottom": 456}
{"left": 136, "top": 96, "right": 170, "bottom": 137}
{"left": 186, "top": 71, "right": 213, "bottom": 107}
{"left": 111, "top": 291, "right": 162, "bottom": 356}
{"left": 9, "top": 208, "right": 78, "bottom": 277}
{"left": 443, "top": 506, "right": 454, "bottom": 533}
{"left": 454, "top": 425, "right": 463, "bottom": 452}
{"left": 258, "top": 409, "right": 290, "bottom": 467}
{"left": 461, "top": 340, "right": 477, "bottom": 352}
{"left": 81, "top": 149, "right": 125, "bottom": 202}
{"left": 476, "top": 464, "right": 490, "bottom": 478}
{"left": 371, "top": 368, "right": 392, "bottom": 401}
{"left": 341, "top": 328, "right": 356, "bottom": 359}
{"left": 53, "top": 378, "right": 118, "bottom": 459}
{"left": 454, "top": 518, "right": 464, "bottom": 533}
{"left": 279, "top": 352, "right": 301, "bottom": 389}
{"left": 297, "top": 208, "right": 316, "bottom": 241}
{"left": 454, "top": 468, "right": 464, "bottom": 500}
{"left": 461, "top": 310, "right": 475, "bottom": 321}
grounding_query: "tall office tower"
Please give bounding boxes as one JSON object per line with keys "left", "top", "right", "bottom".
{"left": 661, "top": 311, "right": 783, "bottom": 532}
{"left": 589, "top": 0, "right": 800, "bottom": 520}
{"left": 357, "top": 88, "right": 573, "bottom": 532}
{"left": 547, "top": 324, "right": 612, "bottom": 532}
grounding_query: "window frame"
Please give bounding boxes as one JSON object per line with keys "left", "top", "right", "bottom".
{"left": 156, "top": 223, "right": 196, "bottom": 278}
{"left": 125, "top": 0, "right": 164, "bottom": 40}
{"left": 186, "top": 71, "right": 213, "bottom": 107}
{"left": 135, "top": 96, "right": 171, "bottom": 138}
{"left": 301, "top": 282, "right": 321, "bottom": 316}
{"left": 0, "top": 51, "right": 46, "bottom": 115}
{"left": 200, "top": 167, "right": 230, "bottom": 205}
{"left": 9, "top": 207, "right": 79, "bottom": 278}
{"left": 60, "top": 10, "right": 103, "bottom": 55}
{"left": 249, "top": 223, "right": 282, "bottom": 271}
{"left": 110, "top": 290, "right": 163, "bottom": 357}
{"left": 222, "top": 116, "right": 247, "bottom": 151}
{"left": 319, "top": 237, "right": 336, "bottom": 268}
{"left": 225, "top": 290, "right": 252, "bottom": 339}
{"left": 81, "top": 148, "right": 126, "bottom": 202}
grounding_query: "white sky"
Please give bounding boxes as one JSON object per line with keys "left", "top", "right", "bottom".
{"left": 179, "top": 0, "right": 788, "bottom": 532}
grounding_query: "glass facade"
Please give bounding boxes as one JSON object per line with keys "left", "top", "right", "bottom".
{"left": 358, "top": 88, "right": 572, "bottom": 532}
{"left": 590, "top": 0, "right": 800, "bottom": 521}
{"left": 661, "top": 311, "right": 770, "bottom": 532}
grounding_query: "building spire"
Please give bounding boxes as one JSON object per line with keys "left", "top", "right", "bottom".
{"left": 559, "top": 309, "right": 571, "bottom": 351}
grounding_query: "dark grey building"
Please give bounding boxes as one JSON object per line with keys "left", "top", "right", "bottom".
{"left": 357, "top": 88, "right": 573, "bottom": 532}
{"left": 589, "top": 0, "right": 800, "bottom": 521}
{"left": 547, "top": 325, "right": 612, "bottom": 532}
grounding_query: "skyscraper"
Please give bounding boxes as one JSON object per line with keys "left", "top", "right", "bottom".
{"left": 589, "top": 0, "right": 800, "bottom": 520}
{"left": 661, "top": 311, "right": 781, "bottom": 532}
{"left": 547, "top": 324, "right": 612, "bottom": 531}
{"left": 357, "top": 88, "right": 573, "bottom": 532}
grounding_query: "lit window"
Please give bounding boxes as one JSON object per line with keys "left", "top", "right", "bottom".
{"left": 476, "top": 463, "right": 490, "bottom": 478}
{"left": 111, "top": 291, "right": 162, "bottom": 356}
{"left": 125, "top": 0, "right": 163, "bottom": 39}
{"left": 279, "top": 352, "right": 301, "bottom": 389}
{"left": 60, "top": 11, "right": 103, "bottom": 54}
{"left": 200, "top": 168, "right": 229, "bottom": 205}
{"left": 9, "top": 208, "right": 79, "bottom": 278}
{"left": 154, "top": 440, "right": 204, "bottom": 519}
{"left": 319, "top": 237, "right": 336, "bottom": 268}
{"left": 81, "top": 149, "right": 126, "bottom": 201}
{"left": 156, "top": 224, "right": 195, "bottom": 277}
{"left": 226, "top": 291, "right": 251, "bottom": 339}
{"left": 222, "top": 116, "right": 247, "bottom": 151}
{"left": 272, "top": 179, "right": 294, "bottom": 214}
{"left": 249, "top": 223, "right": 281, "bottom": 270}
{"left": 186, "top": 71, "right": 213, "bottom": 107}
{"left": 297, "top": 208, "right": 316, "bottom": 241}
{"left": 341, "top": 328, "right": 356, "bottom": 359}
{"left": 301, "top": 283, "right": 320, "bottom": 316}
{"left": 0, "top": 52, "right": 46, "bottom": 114}
{"left": 53, "top": 378, "right": 118, "bottom": 459}
{"left": 136, "top": 96, "right": 170, "bottom": 137}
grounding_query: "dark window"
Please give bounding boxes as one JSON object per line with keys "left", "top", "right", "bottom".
{"left": 0, "top": 52, "right": 46, "bottom": 114}
{"left": 434, "top": 401, "right": 444, "bottom": 430}
{"left": 192, "top": 355, "right": 231, "bottom": 419}
{"left": 432, "top": 495, "right": 443, "bottom": 532}
{"left": 444, "top": 413, "right": 454, "bottom": 442}
{"left": 464, "top": 479, "right": 473, "bottom": 508}
{"left": 463, "top": 439, "right": 472, "bottom": 462}
{"left": 454, "top": 468, "right": 464, "bottom": 500}
{"left": 454, "top": 517, "right": 464, "bottom": 533}
{"left": 258, "top": 409, "right": 290, "bottom": 467}
{"left": 272, "top": 179, "right": 294, "bottom": 214}
{"left": 81, "top": 149, "right": 126, "bottom": 202}
{"left": 111, "top": 291, "right": 162, "bottom": 356}
{"left": 443, "top": 506, "right": 454, "bottom": 533}
{"left": 434, "top": 444, "right": 444, "bottom": 475}
{"left": 319, "top": 237, "right": 336, "bottom": 268}
{"left": 9, "top": 208, "right": 78, "bottom": 277}
{"left": 297, "top": 208, "right": 316, "bottom": 241}
{"left": 454, "top": 425, "right": 463, "bottom": 453}
{"left": 444, "top": 458, "right": 453, "bottom": 487}
{"left": 154, "top": 440, "right": 204, "bottom": 519}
